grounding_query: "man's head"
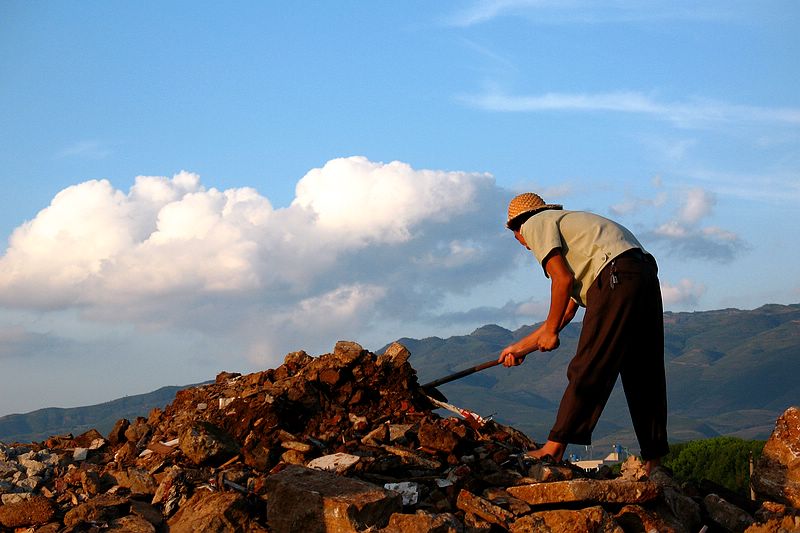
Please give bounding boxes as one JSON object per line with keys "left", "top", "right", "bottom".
{"left": 506, "top": 193, "right": 562, "bottom": 232}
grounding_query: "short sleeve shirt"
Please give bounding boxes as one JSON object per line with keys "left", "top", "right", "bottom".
{"left": 519, "top": 209, "right": 644, "bottom": 306}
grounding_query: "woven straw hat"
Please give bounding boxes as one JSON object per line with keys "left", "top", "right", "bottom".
{"left": 506, "top": 193, "right": 562, "bottom": 229}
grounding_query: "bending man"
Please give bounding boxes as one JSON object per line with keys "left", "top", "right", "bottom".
{"left": 500, "top": 193, "right": 668, "bottom": 472}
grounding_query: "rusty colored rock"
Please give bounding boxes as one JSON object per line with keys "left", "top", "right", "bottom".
{"left": 0, "top": 495, "right": 56, "bottom": 528}
{"left": 752, "top": 405, "right": 800, "bottom": 507}
{"left": 377, "top": 342, "right": 411, "bottom": 367}
{"left": 113, "top": 467, "right": 158, "bottom": 495}
{"left": 106, "top": 514, "right": 158, "bottom": 532}
{"left": 178, "top": 420, "right": 240, "bottom": 465}
{"left": 615, "top": 504, "right": 682, "bottom": 533}
{"left": 526, "top": 461, "right": 579, "bottom": 482}
{"left": 456, "top": 489, "right": 514, "bottom": 528}
{"left": 167, "top": 490, "right": 266, "bottom": 532}
{"left": 107, "top": 418, "right": 131, "bottom": 445}
{"left": 510, "top": 505, "right": 624, "bottom": 533}
{"left": 264, "top": 464, "right": 402, "bottom": 533}
{"left": 63, "top": 493, "right": 130, "bottom": 528}
{"left": 382, "top": 510, "right": 462, "bottom": 533}
{"left": 130, "top": 499, "right": 164, "bottom": 525}
{"left": 418, "top": 418, "right": 459, "bottom": 454}
{"left": 508, "top": 479, "right": 660, "bottom": 506}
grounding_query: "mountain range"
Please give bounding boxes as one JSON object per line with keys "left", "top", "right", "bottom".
{"left": 1, "top": 303, "right": 798, "bottom": 452}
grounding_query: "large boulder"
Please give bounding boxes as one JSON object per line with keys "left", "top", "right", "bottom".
{"left": 752, "top": 406, "right": 800, "bottom": 507}
{"left": 264, "top": 464, "right": 402, "bottom": 533}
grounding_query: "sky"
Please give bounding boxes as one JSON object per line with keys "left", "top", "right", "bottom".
{"left": 1, "top": 1, "right": 798, "bottom": 416}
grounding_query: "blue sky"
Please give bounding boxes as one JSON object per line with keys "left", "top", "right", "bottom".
{"left": 1, "top": 1, "right": 798, "bottom": 415}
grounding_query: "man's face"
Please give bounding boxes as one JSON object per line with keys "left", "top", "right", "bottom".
{"left": 513, "top": 230, "right": 530, "bottom": 250}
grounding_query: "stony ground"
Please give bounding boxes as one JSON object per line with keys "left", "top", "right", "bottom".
{"left": 0, "top": 341, "right": 798, "bottom": 532}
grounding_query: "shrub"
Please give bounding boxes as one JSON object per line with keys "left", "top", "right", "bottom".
{"left": 662, "top": 436, "right": 765, "bottom": 495}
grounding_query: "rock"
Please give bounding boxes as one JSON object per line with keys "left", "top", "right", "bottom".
{"left": 456, "top": 489, "right": 514, "bottom": 529}
{"left": 381, "top": 510, "right": 462, "bottom": 533}
{"left": 418, "top": 419, "right": 459, "bottom": 453}
{"left": 307, "top": 452, "right": 361, "bottom": 474}
{"left": 385, "top": 481, "right": 421, "bottom": 506}
{"left": 615, "top": 504, "right": 682, "bottom": 533}
{"left": 108, "top": 418, "right": 131, "bottom": 445}
{"left": 752, "top": 406, "right": 800, "bottom": 507}
{"left": 507, "top": 479, "right": 661, "bottom": 506}
{"left": 619, "top": 455, "right": 648, "bottom": 481}
{"left": 704, "top": 493, "right": 755, "bottom": 533}
{"left": 648, "top": 466, "right": 702, "bottom": 532}
{"left": 745, "top": 515, "right": 800, "bottom": 532}
{"left": 130, "top": 500, "right": 164, "bottom": 525}
{"left": 178, "top": 420, "right": 240, "bottom": 465}
{"left": 113, "top": 467, "right": 158, "bottom": 495}
{"left": 167, "top": 490, "right": 265, "bottom": 533}
{"left": 526, "top": 461, "right": 579, "bottom": 482}
{"left": 72, "top": 447, "right": 88, "bottom": 461}
{"left": 482, "top": 487, "right": 532, "bottom": 516}
{"left": 510, "top": 505, "right": 624, "bottom": 533}
{"left": 264, "top": 464, "right": 402, "bottom": 533}
{"left": 333, "top": 340, "right": 366, "bottom": 365}
{"left": 388, "top": 424, "right": 413, "bottom": 442}
{"left": 377, "top": 342, "right": 411, "bottom": 367}
{"left": 2, "top": 493, "right": 32, "bottom": 505}
{"left": 152, "top": 465, "right": 190, "bottom": 516}
{"left": 0, "top": 495, "right": 56, "bottom": 528}
{"left": 106, "top": 514, "right": 158, "bottom": 532}
{"left": 63, "top": 493, "right": 130, "bottom": 528}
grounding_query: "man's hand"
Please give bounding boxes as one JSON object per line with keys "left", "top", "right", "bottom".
{"left": 498, "top": 348, "right": 526, "bottom": 367}
{"left": 537, "top": 329, "right": 560, "bottom": 352}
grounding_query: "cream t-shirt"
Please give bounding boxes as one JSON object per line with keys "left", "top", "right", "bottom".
{"left": 519, "top": 209, "right": 644, "bottom": 306}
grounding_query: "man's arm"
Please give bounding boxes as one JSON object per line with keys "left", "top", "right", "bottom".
{"left": 499, "top": 249, "right": 575, "bottom": 366}
{"left": 538, "top": 249, "right": 574, "bottom": 350}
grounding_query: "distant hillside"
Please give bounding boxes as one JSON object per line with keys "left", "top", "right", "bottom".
{"left": 0, "top": 384, "right": 205, "bottom": 443}
{"left": 399, "top": 303, "right": 800, "bottom": 454}
{"left": 1, "top": 304, "right": 797, "bottom": 452}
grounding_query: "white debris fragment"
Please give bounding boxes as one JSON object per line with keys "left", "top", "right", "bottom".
{"left": 385, "top": 481, "right": 420, "bottom": 506}
{"left": 72, "top": 448, "right": 88, "bottom": 461}
{"left": 306, "top": 452, "right": 361, "bottom": 474}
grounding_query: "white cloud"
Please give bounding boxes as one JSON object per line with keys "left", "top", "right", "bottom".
{"left": 449, "top": 1, "right": 751, "bottom": 27}
{"left": 0, "top": 157, "right": 511, "bottom": 357}
{"left": 645, "top": 186, "right": 745, "bottom": 263}
{"left": 57, "top": 140, "right": 113, "bottom": 159}
{"left": 609, "top": 191, "right": 667, "bottom": 217}
{"left": 661, "top": 279, "right": 706, "bottom": 307}
{"left": 677, "top": 187, "right": 715, "bottom": 225}
{"left": 460, "top": 90, "right": 800, "bottom": 129}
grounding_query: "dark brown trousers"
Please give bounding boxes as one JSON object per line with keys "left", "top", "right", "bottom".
{"left": 548, "top": 249, "right": 669, "bottom": 460}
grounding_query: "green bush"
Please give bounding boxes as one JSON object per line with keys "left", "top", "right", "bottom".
{"left": 662, "top": 436, "right": 765, "bottom": 495}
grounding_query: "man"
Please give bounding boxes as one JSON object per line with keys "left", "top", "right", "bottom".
{"left": 499, "top": 193, "right": 668, "bottom": 472}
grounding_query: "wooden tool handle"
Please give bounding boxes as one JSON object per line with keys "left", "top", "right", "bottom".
{"left": 422, "top": 358, "right": 501, "bottom": 389}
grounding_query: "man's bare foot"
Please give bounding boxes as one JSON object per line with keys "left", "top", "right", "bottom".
{"left": 526, "top": 440, "right": 566, "bottom": 462}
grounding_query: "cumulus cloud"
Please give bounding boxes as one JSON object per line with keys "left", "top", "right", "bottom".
{"left": 644, "top": 187, "right": 746, "bottom": 262}
{"left": 677, "top": 187, "right": 714, "bottom": 224}
{"left": 661, "top": 279, "right": 706, "bottom": 307}
{"left": 0, "top": 157, "right": 512, "bottom": 361}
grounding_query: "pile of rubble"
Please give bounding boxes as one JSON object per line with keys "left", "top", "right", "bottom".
{"left": 1, "top": 341, "right": 799, "bottom": 532}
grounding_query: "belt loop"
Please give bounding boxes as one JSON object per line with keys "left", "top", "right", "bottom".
{"left": 610, "top": 260, "right": 618, "bottom": 289}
